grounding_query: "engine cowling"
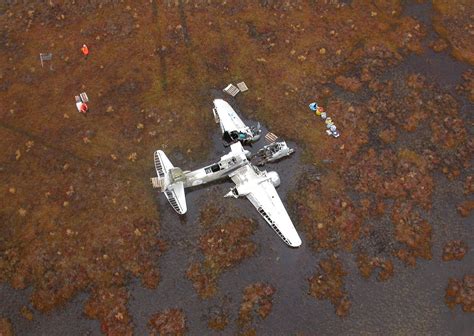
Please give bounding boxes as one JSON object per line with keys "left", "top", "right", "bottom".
{"left": 268, "top": 171, "right": 280, "bottom": 187}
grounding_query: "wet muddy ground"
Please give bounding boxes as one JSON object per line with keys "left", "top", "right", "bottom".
{"left": 1, "top": 0, "right": 473, "bottom": 335}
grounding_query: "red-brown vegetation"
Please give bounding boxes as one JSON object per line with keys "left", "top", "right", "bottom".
{"left": 207, "top": 312, "right": 228, "bottom": 331}
{"left": 392, "top": 201, "right": 432, "bottom": 266}
{"left": 445, "top": 275, "right": 474, "bottom": 312}
{"left": 0, "top": 318, "right": 14, "bottom": 336}
{"left": 148, "top": 308, "right": 186, "bottom": 336}
{"left": 334, "top": 76, "right": 362, "bottom": 92}
{"left": 308, "top": 255, "right": 350, "bottom": 317}
{"left": 457, "top": 70, "right": 474, "bottom": 102}
{"left": 429, "top": 38, "right": 449, "bottom": 52}
{"left": 432, "top": 0, "right": 474, "bottom": 64}
{"left": 457, "top": 200, "right": 474, "bottom": 218}
{"left": 442, "top": 240, "right": 468, "bottom": 261}
{"left": 186, "top": 205, "right": 256, "bottom": 298}
{"left": 464, "top": 176, "right": 474, "bottom": 195}
{"left": 357, "top": 254, "right": 395, "bottom": 282}
{"left": 84, "top": 287, "right": 132, "bottom": 335}
{"left": 238, "top": 283, "right": 276, "bottom": 327}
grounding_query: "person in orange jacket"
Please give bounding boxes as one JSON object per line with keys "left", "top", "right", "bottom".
{"left": 81, "top": 44, "right": 89, "bottom": 59}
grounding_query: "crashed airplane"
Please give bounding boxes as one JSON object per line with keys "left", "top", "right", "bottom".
{"left": 151, "top": 98, "right": 301, "bottom": 247}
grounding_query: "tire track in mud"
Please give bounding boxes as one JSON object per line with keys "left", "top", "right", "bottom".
{"left": 152, "top": 0, "right": 168, "bottom": 91}
{"left": 178, "top": 0, "right": 191, "bottom": 47}
{"left": 151, "top": 0, "right": 159, "bottom": 21}
{"left": 177, "top": 0, "right": 198, "bottom": 81}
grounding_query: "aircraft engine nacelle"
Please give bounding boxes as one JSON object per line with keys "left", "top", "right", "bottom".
{"left": 268, "top": 171, "right": 280, "bottom": 187}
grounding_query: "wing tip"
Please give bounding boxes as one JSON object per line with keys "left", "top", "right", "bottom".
{"left": 288, "top": 237, "right": 302, "bottom": 248}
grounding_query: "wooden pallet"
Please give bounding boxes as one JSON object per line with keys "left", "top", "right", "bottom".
{"left": 265, "top": 132, "right": 278, "bottom": 143}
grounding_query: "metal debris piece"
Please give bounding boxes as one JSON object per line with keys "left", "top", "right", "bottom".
{"left": 265, "top": 132, "right": 278, "bottom": 144}
{"left": 39, "top": 53, "right": 53, "bottom": 69}
{"left": 223, "top": 83, "right": 240, "bottom": 97}
{"left": 254, "top": 141, "right": 295, "bottom": 166}
{"left": 79, "top": 92, "right": 89, "bottom": 103}
{"left": 236, "top": 81, "right": 248, "bottom": 92}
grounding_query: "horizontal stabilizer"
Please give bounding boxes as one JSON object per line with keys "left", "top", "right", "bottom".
{"left": 153, "top": 150, "right": 187, "bottom": 214}
{"left": 164, "top": 182, "right": 187, "bottom": 214}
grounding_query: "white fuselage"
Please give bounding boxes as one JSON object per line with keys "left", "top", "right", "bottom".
{"left": 182, "top": 144, "right": 249, "bottom": 189}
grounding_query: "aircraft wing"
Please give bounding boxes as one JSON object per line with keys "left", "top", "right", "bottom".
{"left": 229, "top": 165, "right": 302, "bottom": 247}
{"left": 213, "top": 98, "right": 247, "bottom": 133}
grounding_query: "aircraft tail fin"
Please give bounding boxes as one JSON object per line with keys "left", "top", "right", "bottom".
{"left": 152, "top": 150, "right": 187, "bottom": 214}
